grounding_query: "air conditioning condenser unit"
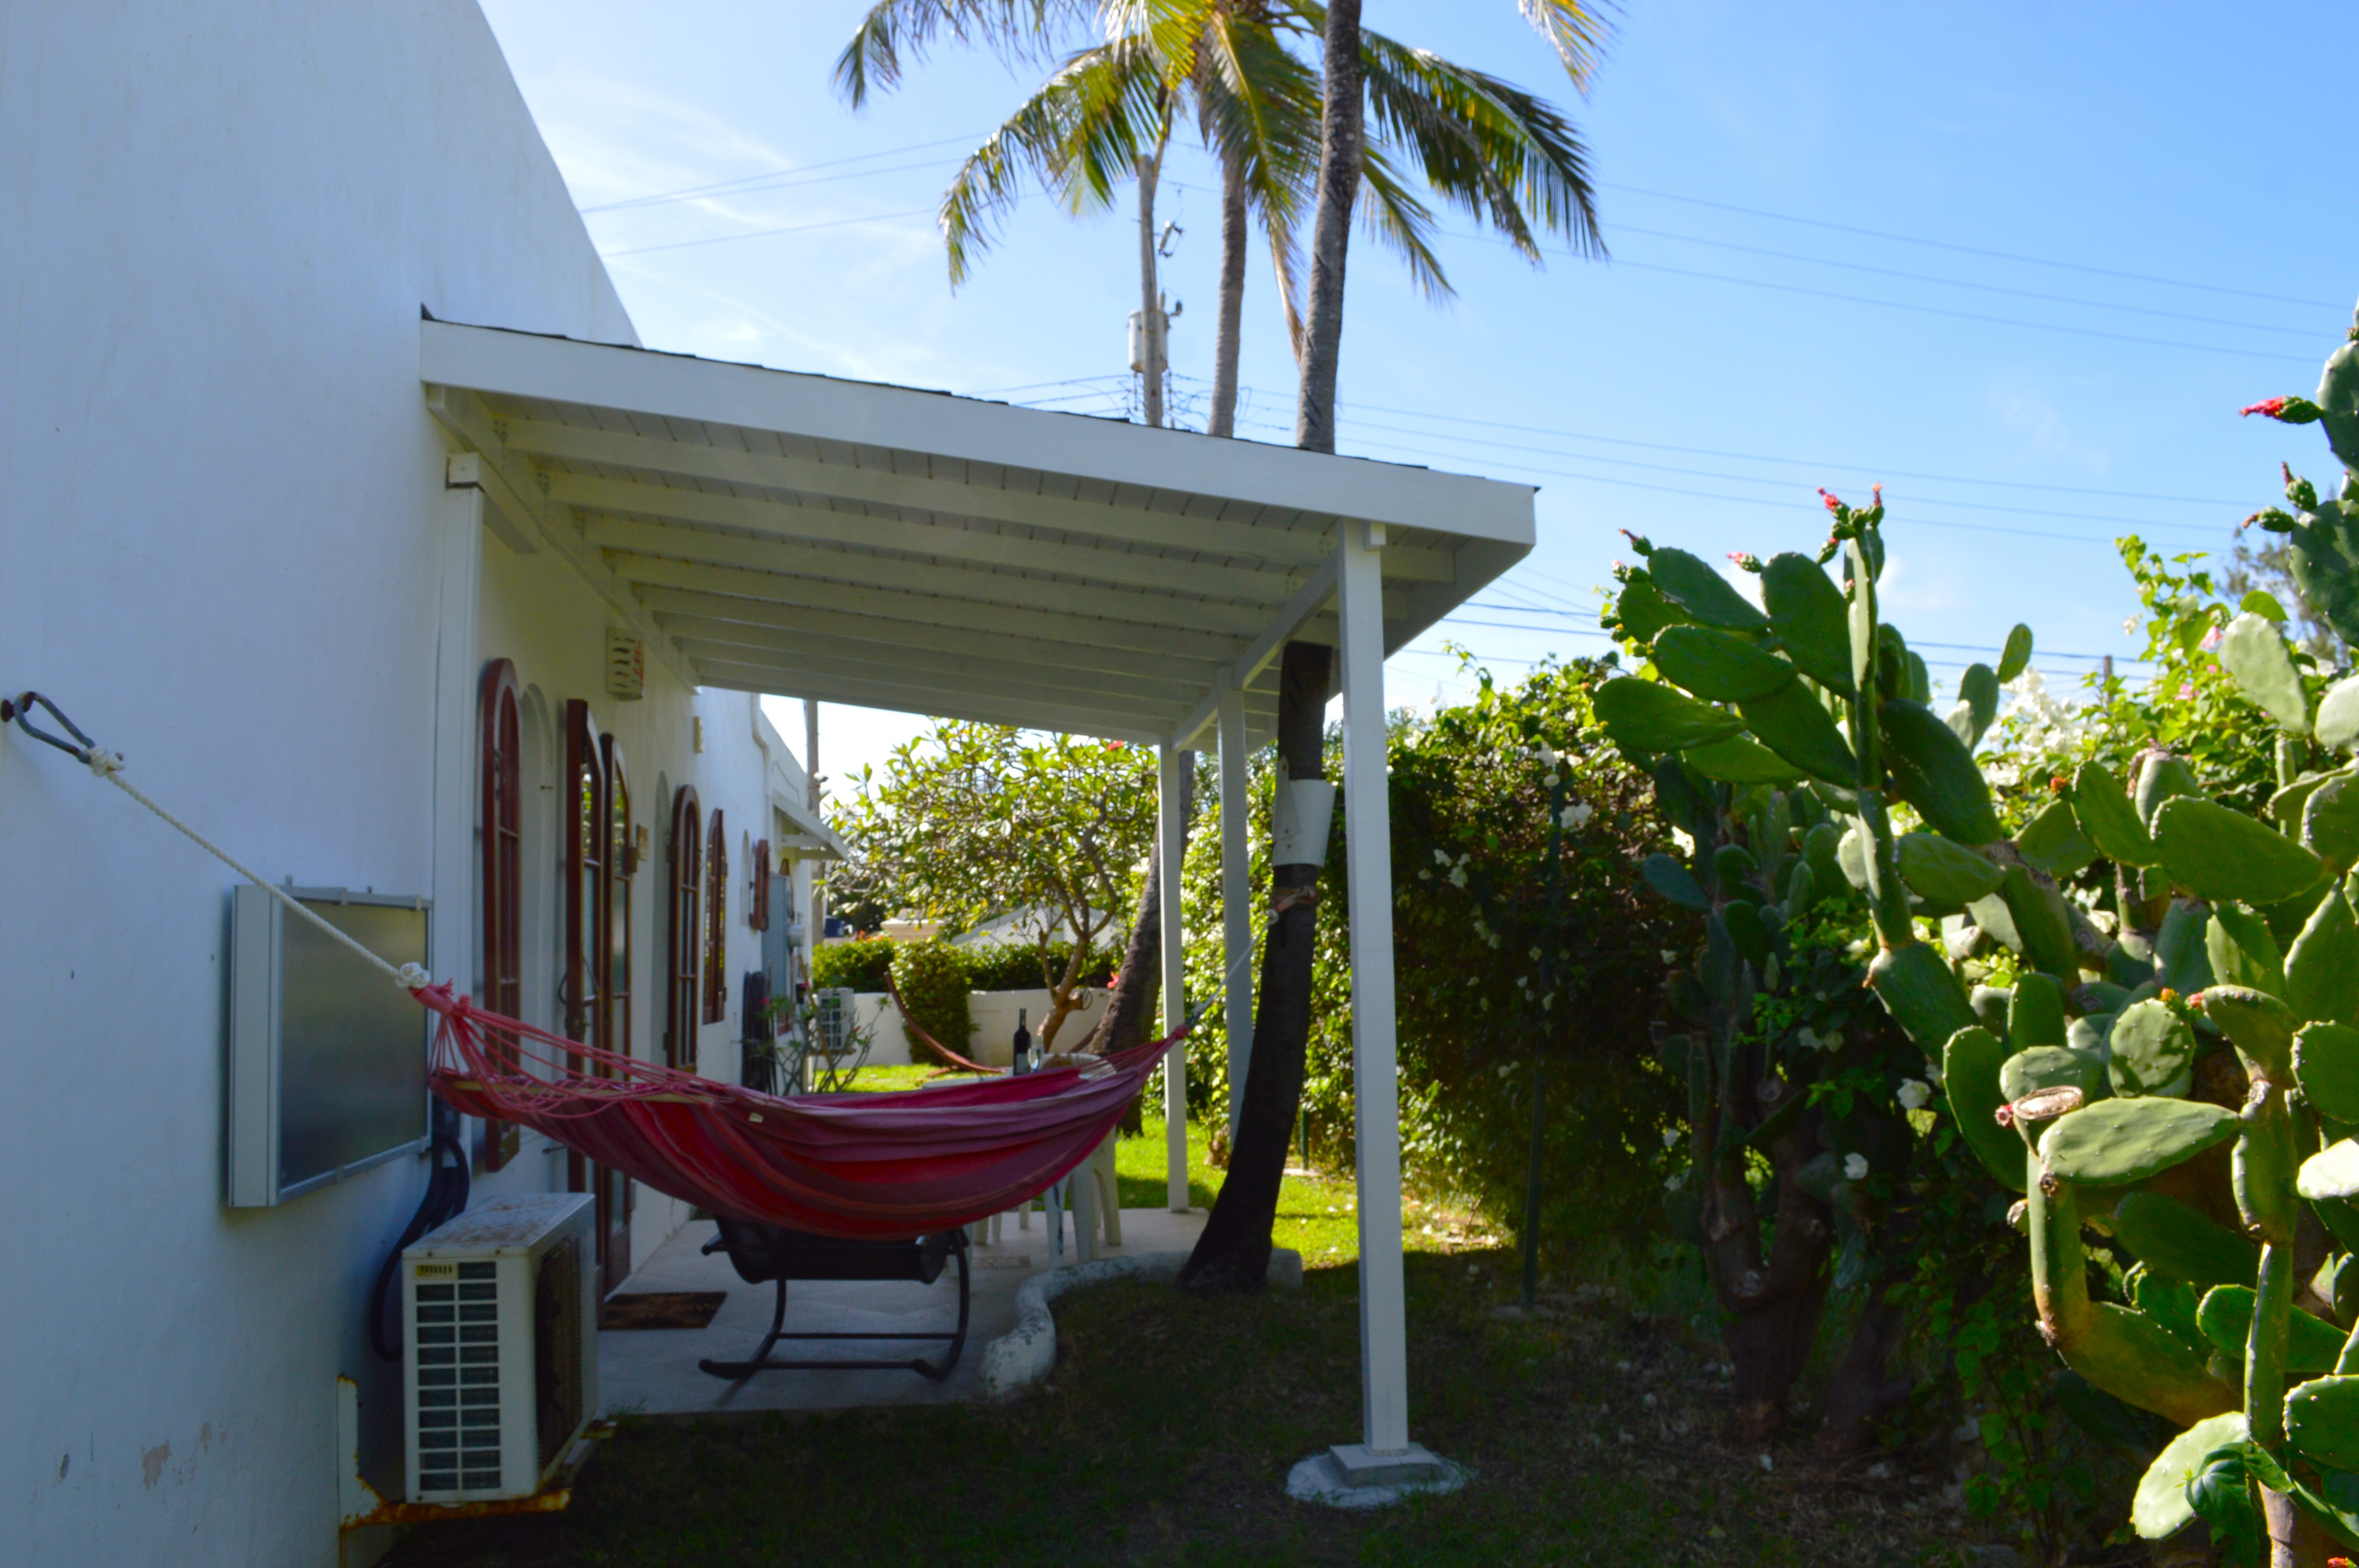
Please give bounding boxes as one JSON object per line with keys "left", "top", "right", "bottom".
{"left": 402, "top": 1193, "right": 598, "bottom": 1503}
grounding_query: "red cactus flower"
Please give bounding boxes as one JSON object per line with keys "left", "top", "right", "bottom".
{"left": 2050, "top": 775, "right": 2069, "bottom": 793}
{"left": 1818, "top": 488, "right": 1843, "bottom": 513}
{"left": 2243, "top": 396, "right": 2292, "bottom": 419}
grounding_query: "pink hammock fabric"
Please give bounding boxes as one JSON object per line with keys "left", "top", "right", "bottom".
{"left": 414, "top": 983, "right": 1173, "bottom": 1241}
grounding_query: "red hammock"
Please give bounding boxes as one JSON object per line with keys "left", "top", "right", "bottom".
{"left": 415, "top": 984, "right": 1170, "bottom": 1241}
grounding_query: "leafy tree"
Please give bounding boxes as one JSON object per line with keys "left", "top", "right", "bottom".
{"left": 826, "top": 722, "right": 1156, "bottom": 1048}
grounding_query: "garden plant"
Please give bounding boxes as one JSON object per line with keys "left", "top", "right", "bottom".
{"left": 1596, "top": 315, "right": 2359, "bottom": 1565}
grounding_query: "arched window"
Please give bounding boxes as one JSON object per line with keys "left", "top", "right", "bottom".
{"left": 703, "top": 810, "right": 729, "bottom": 1024}
{"left": 477, "top": 660, "right": 522, "bottom": 1172}
{"left": 666, "top": 787, "right": 702, "bottom": 1071}
{"left": 562, "top": 702, "right": 606, "bottom": 1058}
{"left": 601, "top": 735, "right": 635, "bottom": 1064}
{"left": 749, "top": 839, "right": 772, "bottom": 932}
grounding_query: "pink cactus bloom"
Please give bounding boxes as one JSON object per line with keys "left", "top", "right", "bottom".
{"left": 2241, "top": 397, "right": 2292, "bottom": 419}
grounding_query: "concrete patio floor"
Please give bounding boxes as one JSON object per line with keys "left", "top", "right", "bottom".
{"left": 599, "top": 1207, "right": 1209, "bottom": 1417}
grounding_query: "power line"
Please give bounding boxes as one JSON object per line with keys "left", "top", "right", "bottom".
{"left": 1596, "top": 255, "right": 2315, "bottom": 365}
{"left": 1459, "top": 602, "right": 2149, "bottom": 666}
{"left": 1607, "top": 222, "right": 2321, "bottom": 338}
{"left": 600, "top": 206, "right": 941, "bottom": 258}
{"left": 1598, "top": 181, "right": 2343, "bottom": 310}
{"left": 1335, "top": 397, "right": 2241, "bottom": 506}
{"left": 1334, "top": 413, "right": 2230, "bottom": 529}
{"left": 995, "top": 371, "right": 2245, "bottom": 508}
{"left": 579, "top": 132, "right": 988, "bottom": 213}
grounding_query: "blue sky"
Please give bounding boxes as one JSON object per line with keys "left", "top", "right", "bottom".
{"left": 477, "top": 0, "right": 2359, "bottom": 787}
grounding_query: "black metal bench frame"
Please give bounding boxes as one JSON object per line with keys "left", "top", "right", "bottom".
{"left": 696, "top": 1219, "right": 971, "bottom": 1382}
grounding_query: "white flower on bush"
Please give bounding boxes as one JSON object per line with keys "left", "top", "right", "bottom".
{"left": 1664, "top": 1169, "right": 1688, "bottom": 1192}
{"left": 1792, "top": 1026, "right": 1817, "bottom": 1052}
{"left": 1448, "top": 865, "right": 1468, "bottom": 888}
{"left": 1897, "top": 1079, "right": 1931, "bottom": 1112}
{"left": 1662, "top": 1127, "right": 1682, "bottom": 1150}
{"left": 1843, "top": 1152, "right": 1870, "bottom": 1182}
{"left": 1433, "top": 848, "right": 1452, "bottom": 867}
{"left": 1562, "top": 801, "right": 1594, "bottom": 830}
{"left": 1670, "top": 826, "right": 1695, "bottom": 856}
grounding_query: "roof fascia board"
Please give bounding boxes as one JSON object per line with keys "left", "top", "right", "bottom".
{"left": 422, "top": 320, "right": 1536, "bottom": 546}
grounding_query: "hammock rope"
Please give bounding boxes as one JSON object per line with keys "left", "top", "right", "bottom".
{"left": 6, "top": 691, "right": 1177, "bottom": 1239}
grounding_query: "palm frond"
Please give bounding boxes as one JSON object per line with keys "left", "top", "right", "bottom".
{"left": 937, "top": 39, "right": 1170, "bottom": 285}
{"left": 1359, "top": 29, "right": 1604, "bottom": 262}
{"left": 1355, "top": 145, "right": 1452, "bottom": 301}
{"left": 1518, "top": 0, "right": 1616, "bottom": 93}
{"left": 833, "top": 0, "right": 1096, "bottom": 108}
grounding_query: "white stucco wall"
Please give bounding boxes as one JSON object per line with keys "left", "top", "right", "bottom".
{"left": 0, "top": 4, "right": 771, "bottom": 1564}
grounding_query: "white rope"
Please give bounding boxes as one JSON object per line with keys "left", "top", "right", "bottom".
{"left": 83, "top": 747, "right": 429, "bottom": 990}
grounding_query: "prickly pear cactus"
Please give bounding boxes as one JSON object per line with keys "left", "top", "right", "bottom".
{"left": 1603, "top": 318, "right": 2359, "bottom": 1565}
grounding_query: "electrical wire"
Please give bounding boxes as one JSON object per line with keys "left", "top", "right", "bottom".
{"left": 601, "top": 206, "right": 942, "bottom": 258}
{"left": 580, "top": 132, "right": 990, "bottom": 213}
{"left": 1597, "top": 181, "right": 2342, "bottom": 310}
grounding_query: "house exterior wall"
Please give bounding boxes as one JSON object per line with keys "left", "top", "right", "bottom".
{"left": 0, "top": 4, "right": 775, "bottom": 1564}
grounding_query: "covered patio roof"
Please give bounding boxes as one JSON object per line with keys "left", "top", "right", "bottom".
{"left": 420, "top": 319, "right": 1534, "bottom": 750}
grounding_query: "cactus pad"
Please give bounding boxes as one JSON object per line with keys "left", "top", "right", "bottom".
{"left": 2196, "top": 985, "right": 2296, "bottom": 1080}
{"left": 2207, "top": 903, "right": 2289, "bottom": 999}
{"left": 2298, "top": 1025, "right": 2359, "bottom": 1123}
{"left": 1997, "top": 624, "right": 2034, "bottom": 685}
{"left": 2112, "top": 1191, "right": 2260, "bottom": 1289}
{"left": 2016, "top": 799, "right": 2098, "bottom": 878}
{"left": 2156, "top": 797, "right": 2327, "bottom": 907}
{"left": 2284, "top": 1375, "right": 2359, "bottom": 1474}
{"left": 2010, "top": 972, "right": 2069, "bottom": 1049}
{"left": 1738, "top": 679, "right": 1858, "bottom": 785}
{"left": 2133, "top": 1412, "right": 2249, "bottom": 1540}
{"left": 1943, "top": 1026, "right": 2027, "bottom": 1191}
{"left": 1593, "top": 677, "right": 1746, "bottom": 755}
{"left": 1866, "top": 939, "right": 1978, "bottom": 1053}
{"left": 2217, "top": 611, "right": 2312, "bottom": 734}
{"left": 1680, "top": 734, "right": 1799, "bottom": 785}
{"left": 2286, "top": 885, "right": 2359, "bottom": 1025}
{"left": 1757, "top": 552, "right": 1853, "bottom": 695}
{"left": 2003, "top": 1045, "right": 2108, "bottom": 1104}
{"left": 2108, "top": 998, "right": 2196, "bottom": 1099}
{"left": 2318, "top": 676, "right": 2359, "bottom": 753}
{"left": 1895, "top": 832, "right": 2006, "bottom": 907}
{"left": 1650, "top": 625, "right": 1797, "bottom": 702}
{"left": 2039, "top": 1098, "right": 2240, "bottom": 1187}
{"left": 1645, "top": 547, "right": 1769, "bottom": 631}
{"left": 2296, "top": 1136, "right": 2359, "bottom": 1202}
{"left": 2072, "top": 760, "right": 2159, "bottom": 867}
{"left": 1880, "top": 699, "right": 2002, "bottom": 844}
{"left": 2305, "top": 773, "right": 2359, "bottom": 872}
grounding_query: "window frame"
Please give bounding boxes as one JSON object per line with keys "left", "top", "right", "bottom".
{"left": 476, "top": 660, "right": 523, "bottom": 1172}
{"left": 666, "top": 786, "right": 702, "bottom": 1071}
{"left": 702, "top": 809, "right": 729, "bottom": 1025}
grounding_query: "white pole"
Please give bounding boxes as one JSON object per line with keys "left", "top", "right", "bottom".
{"left": 1158, "top": 743, "right": 1190, "bottom": 1212}
{"left": 1337, "top": 518, "right": 1411, "bottom": 1455}
{"left": 1217, "top": 670, "right": 1253, "bottom": 1132}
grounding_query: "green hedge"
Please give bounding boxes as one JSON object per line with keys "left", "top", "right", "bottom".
{"left": 888, "top": 940, "right": 972, "bottom": 1065}
{"left": 809, "top": 937, "right": 1114, "bottom": 995}
{"left": 811, "top": 938, "right": 896, "bottom": 993}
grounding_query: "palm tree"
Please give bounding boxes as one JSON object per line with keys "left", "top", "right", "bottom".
{"left": 1295, "top": 0, "right": 1613, "bottom": 450}
{"left": 835, "top": 2, "right": 1607, "bottom": 436}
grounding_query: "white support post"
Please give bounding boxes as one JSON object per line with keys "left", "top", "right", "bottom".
{"left": 1337, "top": 518, "right": 1413, "bottom": 1457}
{"left": 1217, "top": 670, "right": 1253, "bottom": 1131}
{"left": 430, "top": 486, "right": 484, "bottom": 997}
{"left": 1158, "top": 742, "right": 1190, "bottom": 1212}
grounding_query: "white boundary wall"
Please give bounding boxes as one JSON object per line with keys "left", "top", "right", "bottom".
{"left": 0, "top": 4, "right": 782, "bottom": 1563}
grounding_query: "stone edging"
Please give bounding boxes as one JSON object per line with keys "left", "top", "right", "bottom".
{"left": 976, "top": 1247, "right": 1304, "bottom": 1400}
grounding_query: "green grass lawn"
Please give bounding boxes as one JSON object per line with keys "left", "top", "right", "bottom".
{"left": 384, "top": 1111, "right": 1983, "bottom": 1566}
{"left": 387, "top": 1241, "right": 1968, "bottom": 1568}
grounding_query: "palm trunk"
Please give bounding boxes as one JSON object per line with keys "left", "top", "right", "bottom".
{"left": 1179, "top": 641, "right": 1332, "bottom": 1293}
{"left": 1208, "top": 153, "right": 1249, "bottom": 439}
{"left": 1136, "top": 141, "right": 1166, "bottom": 430}
{"left": 1293, "top": 0, "right": 1364, "bottom": 454}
